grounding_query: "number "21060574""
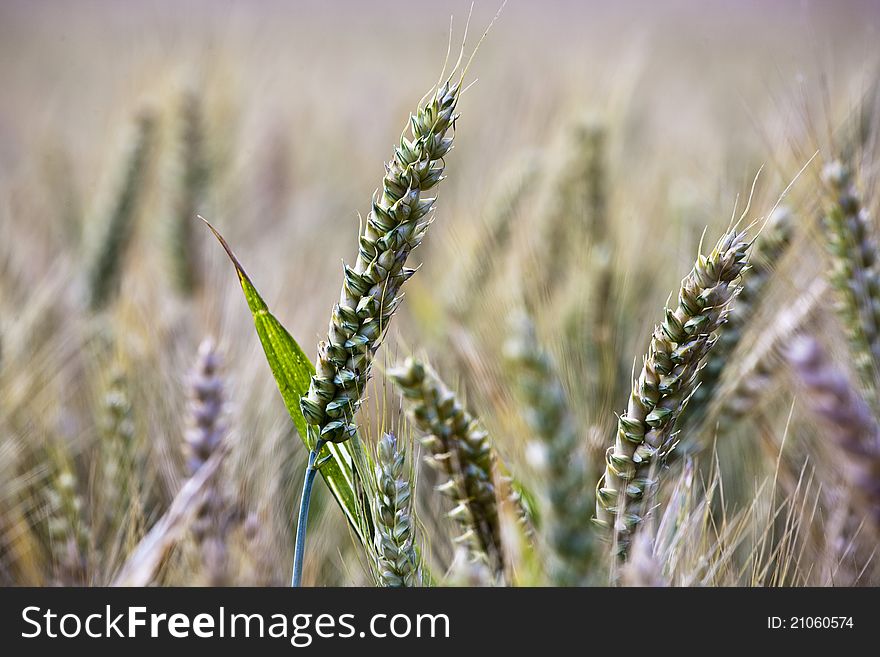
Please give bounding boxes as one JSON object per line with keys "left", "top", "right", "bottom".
{"left": 768, "top": 617, "right": 854, "bottom": 629}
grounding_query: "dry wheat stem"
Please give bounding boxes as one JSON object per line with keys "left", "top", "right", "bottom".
{"left": 112, "top": 441, "right": 230, "bottom": 587}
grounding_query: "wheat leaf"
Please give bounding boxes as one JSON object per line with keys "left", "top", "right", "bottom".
{"left": 200, "top": 216, "right": 365, "bottom": 543}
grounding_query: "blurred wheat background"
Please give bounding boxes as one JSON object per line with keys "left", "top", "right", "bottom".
{"left": 1, "top": 0, "right": 879, "bottom": 586}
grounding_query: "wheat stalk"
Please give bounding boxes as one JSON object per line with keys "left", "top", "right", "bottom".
{"left": 389, "top": 357, "right": 504, "bottom": 577}
{"left": 595, "top": 228, "right": 751, "bottom": 551}
{"left": 111, "top": 442, "right": 229, "bottom": 587}
{"left": 820, "top": 161, "right": 880, "bottom": 394}
{"left": 373, "top": 432, "right": 421, "bottom": 587}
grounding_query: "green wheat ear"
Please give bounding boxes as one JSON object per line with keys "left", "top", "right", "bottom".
{"left": 503, "top": 309, "right": 596, "bottom": 585}
{"left": 820, "top": 161, "right": 880, "bottom": 398}
{"left": 596, "top": 228, "right": 751, "bottom": 554}
{"left": 373, "top": 432, "right": 421, "bottom": 587}
{"left": 87, "top": 111, "right": 156, "bottom": 311}
{"left": 686, "top": 205, "right": 794, "bottom": 428}
{"left": 301, "top": 80, "right": 460, "bottom": 445}
{"left": 389, "top": 357, "right": 504, "bottom": 579}
{"left": 167, "top": 88, "right": 210, "bottom": 296}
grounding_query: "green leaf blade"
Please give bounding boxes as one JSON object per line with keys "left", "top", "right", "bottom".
{"left": 201, "top": 217, "right": 365, "bottom": 543}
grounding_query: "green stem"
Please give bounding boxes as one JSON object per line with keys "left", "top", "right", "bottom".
{"left": 291, "top": 438, "right": 324, "bottom": 587}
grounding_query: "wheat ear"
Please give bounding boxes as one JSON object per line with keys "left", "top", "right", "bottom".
{"left": 820, "top": 161, "right": 880, "bottom": 394}
{"left": 389, "top": 357, "right": 503, "bottom": 576}
{"left": 688, "top": 206, "right": 794, "bottom": 423}
{"left": 45, "top": 457, "right": 90, "bottom": 585}
{"left": 595, "top": 229, "right": 751, "bottom": 549}
{"left": 87, "top": 111, "right": 156, "bottom": 310}
{"left": 98, "top": 371, "right": 136, "bottom": 537}
{"left": 184, "top": 338, "right": 235, "bottom": 585}
{"left": 373, "top": 432, "right": 421, "bottom": 587}
{"left": 503, "top": 310, "right": 595, "bottom": 584}
{"left": 167, "top": 88, "right": 209, "bottom": 296}
{"left": 301, "top": 81, "right": 459, "bottom": 445}
{"left": 787, "top": 336, "right": 880, "bottom": 531}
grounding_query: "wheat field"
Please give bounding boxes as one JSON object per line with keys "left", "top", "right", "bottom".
{"left": 1, "top": 0, "right": 879, "bottom": 587}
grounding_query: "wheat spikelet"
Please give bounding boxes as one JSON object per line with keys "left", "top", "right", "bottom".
{"left": 301, "top": 81, "right": 459, "bottom": 445}
{"left": 87, "top": 111, "right": 156, "bottom": 310}
{"left": 787, "top": 336, "right": 880, "bottom": 532}
{"left": 595, "top": 228, "right": 751, "bottom": 551}
{"left": 389, "top": 357, "right": 503, "bottom": 576}
{"left": 503, "top": 310, "right": 595, "bottom": 585}
{"left": 820, "top": 161, "right": 880, "bottom": 394}
{"left": 373, "top": 432, "right": 420, "bottom": 587}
